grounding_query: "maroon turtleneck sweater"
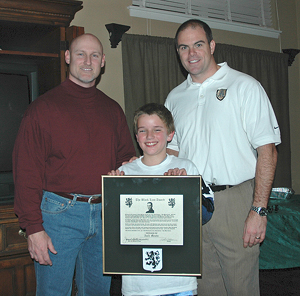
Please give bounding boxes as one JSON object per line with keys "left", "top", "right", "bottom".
{"left": 13, "top": 79, "right": 135, "bottom": 235}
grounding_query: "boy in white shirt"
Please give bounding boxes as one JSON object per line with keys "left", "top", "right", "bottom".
{"left": 109, "top": 103, "right": 214, "bottom": 296}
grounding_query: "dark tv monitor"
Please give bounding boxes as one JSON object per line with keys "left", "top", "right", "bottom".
{"left": 0, "top": 61, "right": 39, "bottom": 204}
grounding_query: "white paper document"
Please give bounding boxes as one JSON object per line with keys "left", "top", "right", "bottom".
{"left": 120, "top": 194, "right": 183, "bottom": 245}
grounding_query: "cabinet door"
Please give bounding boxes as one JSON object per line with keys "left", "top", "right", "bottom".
{"left": 0, "top": 208, "right": 35, "bottom": 296}
{"left": 0, "top": 255, "right": 35, "bottom": 296}
{"left": 60, "top": 25, "right": 85, "bottom": 82}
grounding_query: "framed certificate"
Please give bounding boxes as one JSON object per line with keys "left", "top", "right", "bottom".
{"left": 102, "top": 175, "right": 202, "bottom": 276}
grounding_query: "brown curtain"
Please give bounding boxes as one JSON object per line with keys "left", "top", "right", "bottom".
{"left": 122, "top": 33, "right": 291, "bottom": 188}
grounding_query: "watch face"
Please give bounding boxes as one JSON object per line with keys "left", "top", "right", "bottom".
{"left": 251, "top": 205, "right": 268, "bottom": 216}
{"left": 259, "top": 207, "right": 268, "bottom": 216}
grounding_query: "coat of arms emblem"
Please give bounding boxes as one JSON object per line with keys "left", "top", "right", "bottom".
{"left": 216, "top": 89, "right": 227, "bottom": 101}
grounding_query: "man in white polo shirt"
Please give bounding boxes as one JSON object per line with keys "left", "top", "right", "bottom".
{"left": 165, "top": 19, "right": 280, "bottom": 296}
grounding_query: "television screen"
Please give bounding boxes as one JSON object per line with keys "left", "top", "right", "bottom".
{"left": 0, "top": 60, "right": 39, "bottom": 203}
{"left": 0, "top": 73, "right": 30, "bottom": 172}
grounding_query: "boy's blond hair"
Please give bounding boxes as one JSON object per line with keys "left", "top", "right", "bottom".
{"left": 133, "top": 103, "right": 175, "bottom": 135}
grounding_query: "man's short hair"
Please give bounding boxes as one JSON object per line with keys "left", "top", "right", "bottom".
{"left": 133, "top": 103, "right": 175, "bottom": 135}
{"left": 175, "top": 19, "right": 213, "bottom": 48}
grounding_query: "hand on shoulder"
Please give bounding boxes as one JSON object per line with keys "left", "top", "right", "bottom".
{"left": 122, "top": 156, "right": 139, "bottom": 165}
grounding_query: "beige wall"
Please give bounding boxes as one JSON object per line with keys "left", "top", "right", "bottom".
{"left": 71, "top": 0, "right": 300, "bottom": 193}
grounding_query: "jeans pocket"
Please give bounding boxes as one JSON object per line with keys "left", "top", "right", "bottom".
{"left": 41, "top": 192, "right": 71, "bottom": 214}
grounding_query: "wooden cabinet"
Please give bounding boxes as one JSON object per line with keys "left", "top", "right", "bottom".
{"left": 0, "top": 0, "right": 84, "bottom": 90}
{"left": 0, "top": 206, "right": 35, "bottom": 296}
{"left": 0, "top": 1, "right": 83, "bottom": 295}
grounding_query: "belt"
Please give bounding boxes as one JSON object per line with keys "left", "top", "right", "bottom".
{"left": 210, "top": 185, "right": 233, "bottom": 192}
{"left": 53, "top": 192, "right": 102, "bottom": 204}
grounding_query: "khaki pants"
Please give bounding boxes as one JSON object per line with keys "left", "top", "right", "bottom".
{"left": 197, "top": 179, "right": 260, "bottom": 296}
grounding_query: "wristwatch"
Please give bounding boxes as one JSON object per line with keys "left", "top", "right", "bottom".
{"left": 251, "top": 205, "right": 268, "bottom": 216}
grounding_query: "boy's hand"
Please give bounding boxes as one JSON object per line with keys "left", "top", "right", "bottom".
{"left": 108, "top": 169, "right": 125, "bottom": 176}
{"left": 164, "top": 168, "right": 187, "bottom": 176}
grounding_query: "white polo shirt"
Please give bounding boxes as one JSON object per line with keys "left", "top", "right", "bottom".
{"left": 165, "top": 62, "right": 281, "bottom": 186}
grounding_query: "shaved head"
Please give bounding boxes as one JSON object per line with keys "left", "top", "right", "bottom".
{"left": 65, "top": 33, "right": 105, "bottom": 88}
{"left": 69, "top": 34, "right": 103, "bottom": 53}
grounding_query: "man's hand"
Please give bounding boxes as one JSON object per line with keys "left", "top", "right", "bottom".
{"left": 243, "top": 143, "right": 277, "bottom": 248}
{"left": 122, "top": 156, "right": 138, "bottom": 165}
{"left": 28, "top": 231, "right": 57, "bottom": 265}
{"left": 164, "top": 168, "right": 187, "bottom": 176}
{"left": 243, "top": 210, "right": 267, "bottom": 248}
{"left": 166, "top": 148, "right": 179, "bottom": 157}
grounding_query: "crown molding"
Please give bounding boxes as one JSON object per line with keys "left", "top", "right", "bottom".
{"left": 0, "top": 0, "right": 83, "bottom": 26}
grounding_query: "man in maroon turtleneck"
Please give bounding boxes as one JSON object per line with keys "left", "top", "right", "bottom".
{"left": 13, "top": 34, "right": 135, "bottom": 296}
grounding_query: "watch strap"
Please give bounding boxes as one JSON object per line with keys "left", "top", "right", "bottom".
{"left": 251, "top": 205, "right": 268, "bottom": 216}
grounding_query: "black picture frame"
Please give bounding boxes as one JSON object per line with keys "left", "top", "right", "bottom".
{"left": 102, "top": 175, "right": 202, "bottom": 276}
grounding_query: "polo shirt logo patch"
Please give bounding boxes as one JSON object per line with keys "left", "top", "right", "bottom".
{"left": 216, "top": 89, "right": 227, "bottom": 101}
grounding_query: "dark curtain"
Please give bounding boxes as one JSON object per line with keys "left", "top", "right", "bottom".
{"left": 122, "top": 34, "right": 186, "bottom": 155}
{"left": 122, "top": 33, "right": 291, "bottom": 187}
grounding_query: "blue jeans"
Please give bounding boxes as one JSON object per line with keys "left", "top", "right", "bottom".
{"left": 35, "top": 191, "right": 111, "bottom": 296}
